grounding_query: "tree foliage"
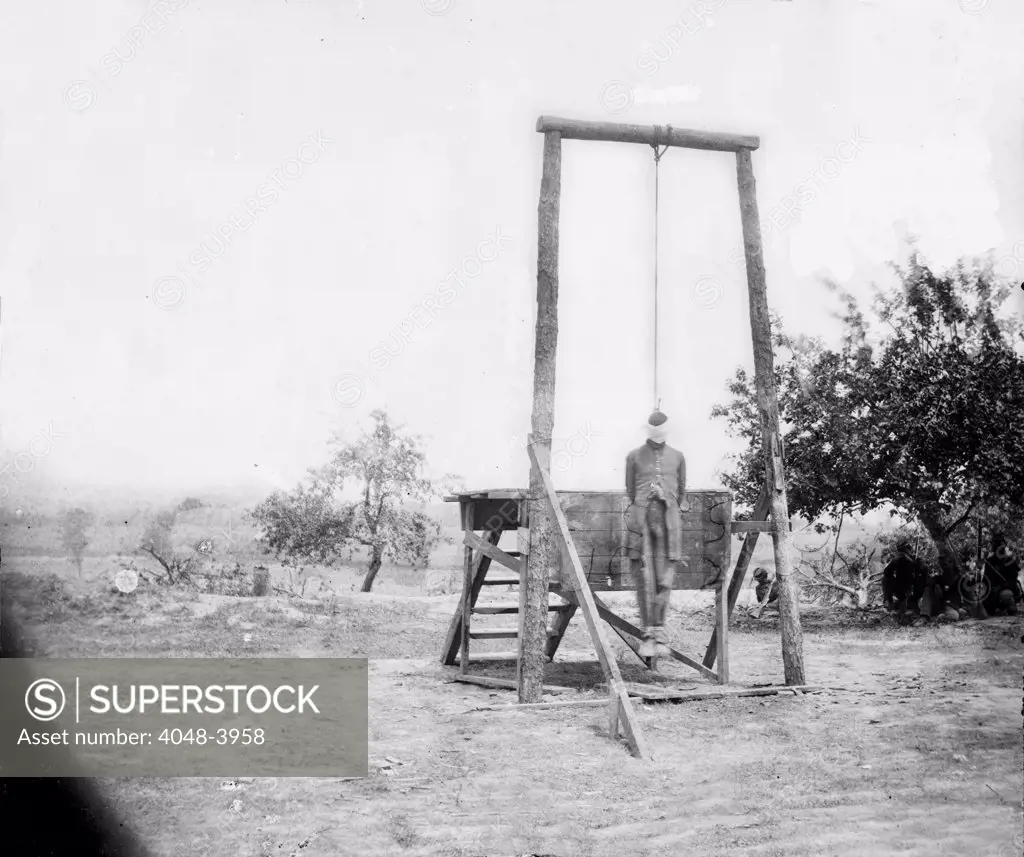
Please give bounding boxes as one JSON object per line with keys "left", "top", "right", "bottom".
{"left": 249, "top": 410, "right": 452, "bottom": 592}
{"left": 714, "top": 253, "right": 1024, "bottom": 588}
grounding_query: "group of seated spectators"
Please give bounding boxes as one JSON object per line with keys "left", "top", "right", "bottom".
{"left": 748, "top": 533, "right": 1023, "bottom": 622}
{"left": 882, "top": 533, "right": 1023, "bottom": 623}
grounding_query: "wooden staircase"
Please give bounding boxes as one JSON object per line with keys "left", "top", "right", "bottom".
{"left": 443, "top": 547, "right": 578, "bottom": 668}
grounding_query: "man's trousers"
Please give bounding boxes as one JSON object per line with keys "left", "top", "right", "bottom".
{"left": 627, "top": 499, "right": 679, "bottom": 630}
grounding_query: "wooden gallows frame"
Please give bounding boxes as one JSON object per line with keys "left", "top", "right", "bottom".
{"left": 532, "top": 116, "right": 805, "bottom": 748}
{"left": 449, "top": 116, "right": 807, "bottom": 761}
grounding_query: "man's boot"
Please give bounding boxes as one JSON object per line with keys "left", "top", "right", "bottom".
{"left": 653, "top": 626, "right": 671, "bottom": 658}
{"left": 639, "top": 628, "right": 657, "bottom": 659}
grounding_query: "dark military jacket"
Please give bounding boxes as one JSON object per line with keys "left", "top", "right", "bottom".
{"left": 625, "top": 440, "right": 686, "bottom": 506}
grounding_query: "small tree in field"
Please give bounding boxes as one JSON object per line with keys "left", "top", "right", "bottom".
{"left": 138, "top": 509, "right": 196, "bottom": 585}
{"left": 250, "top": 410, "right": 452, "bottom": 592}
{"left": 60, "top": 507, "right": 94, "bottom": 577}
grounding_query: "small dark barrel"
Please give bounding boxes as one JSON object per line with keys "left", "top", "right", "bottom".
{"left": 252, "top": 566, "right": 270, "bottom": 597}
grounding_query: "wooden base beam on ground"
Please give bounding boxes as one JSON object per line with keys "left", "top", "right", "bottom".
{"left": 464, "top": 698, "right": 611, "bottom": 713}
{"left": 625, "top": 683, "right": 824, "bottom": 702}
{"left": 464, "top": 684, "right": 827, "bottom": 711}
{"left": 450, "top": 674, "right": 571, "bottom": 695}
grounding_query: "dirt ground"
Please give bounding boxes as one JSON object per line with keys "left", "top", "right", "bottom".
{"left": 3, "top": 558, "right": 1022, "bottom": 857}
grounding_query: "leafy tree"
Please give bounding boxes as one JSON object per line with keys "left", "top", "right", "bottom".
{"left": 138, "top": 509, "right": 196, "bottom": 585}
{"left": 714, "top": 253, "right": 1024, "bottom": 590}
{"left": 59, "top": 507, "right": 94, "bottom": 577}
{"left": 250, "top": 410, "right": 452, "bottom": 592}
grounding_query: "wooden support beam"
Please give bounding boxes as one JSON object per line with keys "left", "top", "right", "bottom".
{"left": 529, "top": 440, "right": 650, "bottom": 760}
{"left": 544, "top": 599, "right": 578, "bottom": 661}
{"left": 588, "top": 594, "right": 648, "bottom": 667}
{"left": 730, "top": 520, "right": 789, "bottom": 533}
{"left": 704, "top": 486, "right": 772, "bottom": 669}
{"left": 521, "top": 129, "right": 563, "bottom": 705}
{"left": 736, "top": 148, "right": 806, "bottom": 686}
{"left": 459, "top": 501, "right": 475, "bottom": 676}
{"left": 715, "top": 579, "right": 729, "bottom": 684}
{"left": 536, "top": 116, "right": 760, "bottom": 152}
{"left": 467, "top": 699, "right": 612, "bottom": 713}
{"left": 464, "top": 531, "right": 521, "bottom": 573}
{"left": 627, "top": 684, "right": 825, "bottom": 703}
{"left": 588, "top": 593, "right": 718, "bottom": 682}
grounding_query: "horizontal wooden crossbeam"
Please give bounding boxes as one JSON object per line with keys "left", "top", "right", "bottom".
{"left": 472, "top": 604, "right": 570, "bottom": 615}
{"left": 536, "top": 116, "right": 760, "bottom": 152}
{"left": 730, "top": 520, "right": 786, "bottom": 533}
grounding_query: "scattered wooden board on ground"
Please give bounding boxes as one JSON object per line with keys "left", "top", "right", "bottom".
{"left": 624, "top": 683, "right": 826, "bottom": 702}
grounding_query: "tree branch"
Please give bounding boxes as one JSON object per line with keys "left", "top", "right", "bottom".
{"left": 944, "top": 498, "right": 980, "bottom": 535}
{"left": 140, "top": 546, "right": 171, "bottom": 574}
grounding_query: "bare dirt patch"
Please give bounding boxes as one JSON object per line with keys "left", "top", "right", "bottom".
{"left": 3, "top": 559, "right": 1021, "bottom": 856}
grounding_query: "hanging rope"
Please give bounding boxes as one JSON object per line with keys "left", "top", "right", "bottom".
{"left": 651, "top": 125, "right": 671, "bottom": 411}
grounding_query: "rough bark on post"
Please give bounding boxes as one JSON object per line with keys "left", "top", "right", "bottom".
{"left": 735, "top": 147, "right": 806, "bottom": 686}
{"left": 520, "top": 130, "right": 562, "bottom": 703}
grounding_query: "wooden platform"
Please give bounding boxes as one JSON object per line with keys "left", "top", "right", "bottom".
{"left": 442, "top": 487, "right": 734, "bottom": 702}
{"left": 445, "top": 488, "right": 732, "bottom": 592}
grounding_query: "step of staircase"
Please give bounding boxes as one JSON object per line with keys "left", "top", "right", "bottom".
{"left": 468, "top": 627, "right": 561, "bottom": 640}
{"left": 472, "top": 603, "right": 572, "bottom": 615}
{"left": 453, "top": 651, "right": 519, "bottom": 664}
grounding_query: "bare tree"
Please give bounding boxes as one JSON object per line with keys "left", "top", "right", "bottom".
{"left": 138, "top": 509, "right": 196, "bottom": 585}
{"left": 796, "top": 539, "right": 883, "bottom": 608}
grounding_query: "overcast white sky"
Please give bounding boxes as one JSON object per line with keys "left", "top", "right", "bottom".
{"left": 1, "top": 0, "right": 1021, "bottom": 502}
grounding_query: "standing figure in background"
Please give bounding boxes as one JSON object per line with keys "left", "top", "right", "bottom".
{"left": 625, "top": 409, "right": 687, "bottom": 659}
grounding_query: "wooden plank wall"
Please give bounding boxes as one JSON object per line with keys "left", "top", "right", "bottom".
{"left": 450, "top": 490, "right": 732, "bottom": 592}
{"left": 552, "top": 491, "right": 731, "bottom": 592}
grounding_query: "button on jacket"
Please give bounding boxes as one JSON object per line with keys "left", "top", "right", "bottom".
{"left": 625, "top": 440, "right": 686, "bottom": 506}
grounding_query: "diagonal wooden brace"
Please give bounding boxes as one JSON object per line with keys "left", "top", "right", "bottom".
{"left": 463, "top": 531, "right": 521, "bottom": 573}
{"left": 527, "top": 438, "right": 650, "bottom": 761}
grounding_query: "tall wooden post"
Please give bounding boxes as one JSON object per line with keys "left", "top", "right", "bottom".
{"left": 735, "top": 148, "right": 806, "bottom": 686}
{"left": 703, "top": 484, "right": 770, "bottom": 669}
{"left": 520, "top": 130, "right": 562, "bottom": 703}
